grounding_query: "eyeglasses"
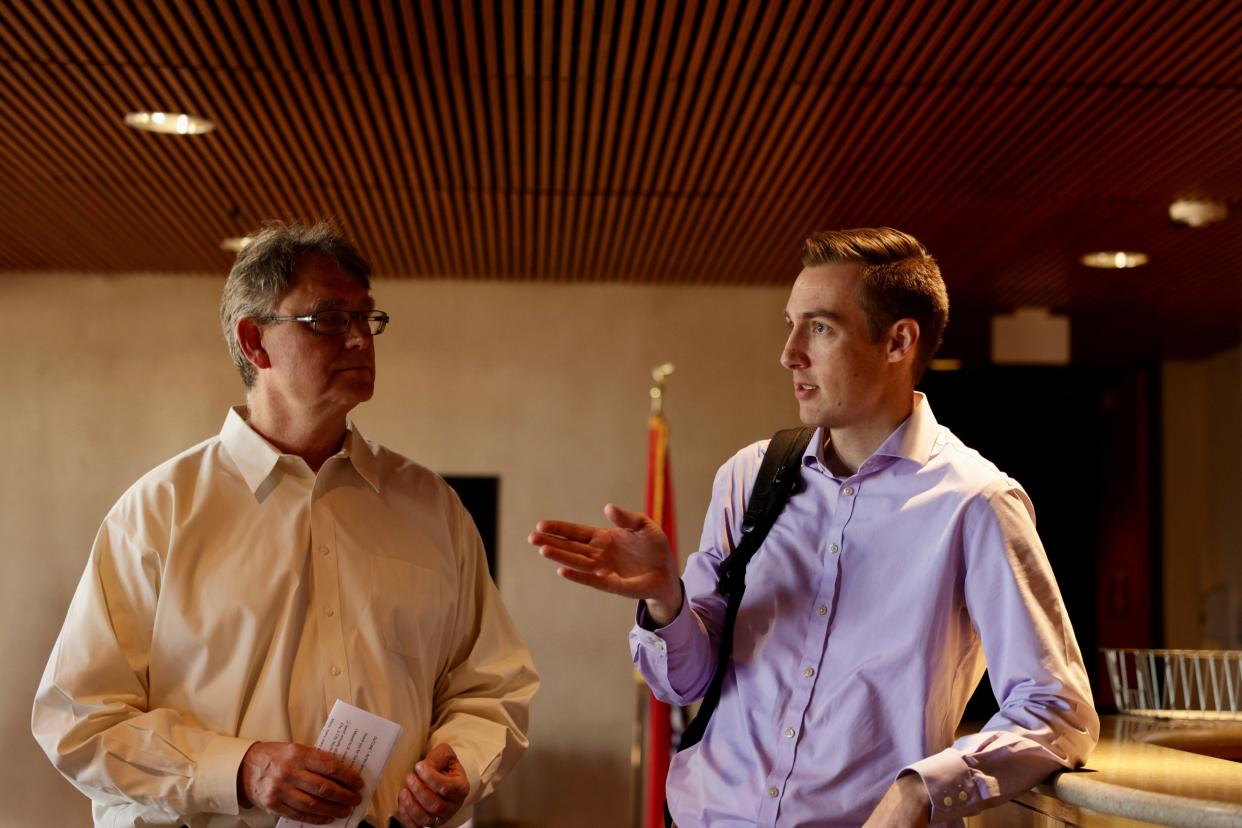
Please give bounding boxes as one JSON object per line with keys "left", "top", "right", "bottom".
{"left": 262, "top": 309, "right": 390, "bottom": 336}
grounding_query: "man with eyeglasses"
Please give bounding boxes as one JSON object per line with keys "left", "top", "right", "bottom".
{"left": 33, "top": 222, "right": 538, "bottom": 828}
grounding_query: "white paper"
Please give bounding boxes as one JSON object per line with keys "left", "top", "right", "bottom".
{"left": 276, "top": 699, "right": 403, "bottom": 828}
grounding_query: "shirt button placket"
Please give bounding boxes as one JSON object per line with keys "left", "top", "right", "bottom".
{"left": 313, "top": 511, "right": 350, "bottom": 702}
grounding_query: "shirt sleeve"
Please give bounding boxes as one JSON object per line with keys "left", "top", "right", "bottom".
{"left": 629, "top": 443, "right": 762, "bottom": 705}
{"left": 902, "top": 485, "right": 1100, "bottom": 822}
{"left": 425, "top": 494, "right": 539, "bottom": 805}
{"left": 31, "top": 508, "right": 255, "bottom": 818}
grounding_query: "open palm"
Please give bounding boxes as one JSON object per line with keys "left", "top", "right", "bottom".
{"left": 529, "top": 503, "right": 680, "bottom": 606}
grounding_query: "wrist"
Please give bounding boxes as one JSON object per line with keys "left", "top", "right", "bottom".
{"left": 645, "top": 580, "right": 683, "bottom": 627}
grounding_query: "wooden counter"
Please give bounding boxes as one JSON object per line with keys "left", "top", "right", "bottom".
{"left": 966, "top": 716, "right": 1242, "bottom": 828}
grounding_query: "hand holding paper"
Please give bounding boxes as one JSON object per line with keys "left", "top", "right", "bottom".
{"left": 274, "top": 700, "right": 403, "bottom": 828}
{"left": 239, "top": 742, "right": 363, "bottom": 824}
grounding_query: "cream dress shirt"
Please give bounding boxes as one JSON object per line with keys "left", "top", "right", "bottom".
{"left": 33, "top": 407, "right": 538, "bottom": 827}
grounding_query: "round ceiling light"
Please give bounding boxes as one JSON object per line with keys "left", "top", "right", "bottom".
{"left": 124, "top": 111, "right": 215, "bottom": 135}
{"left": 1080, "top": 251, "right": 1149, "bottom": 269}
{"left": 1169, "top": 198, "right": 1227, "bottom": 227}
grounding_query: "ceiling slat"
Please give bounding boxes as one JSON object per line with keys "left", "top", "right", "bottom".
{"left": 0, "top": 0, "right": 1237, "bottom": 363}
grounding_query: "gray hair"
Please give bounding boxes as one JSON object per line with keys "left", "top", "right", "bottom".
{"left": 220, "top": 221, "right": 372, "bottom": 387}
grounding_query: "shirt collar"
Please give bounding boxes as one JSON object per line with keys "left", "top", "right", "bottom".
{"left": 342, "top": 421, "right": 382, "bottom": 492}
{"left": 220, "top": 406, "right": 381, "bottom": 494}
{"left": 872, "top": 391, "right": 940, "bottom": 465}
{"left": 801, "top": 392, "right": 942, "bottom": 471}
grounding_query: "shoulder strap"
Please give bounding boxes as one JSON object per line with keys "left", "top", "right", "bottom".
{"left": 676, "top": 426, "right": 815, "bottom": 755}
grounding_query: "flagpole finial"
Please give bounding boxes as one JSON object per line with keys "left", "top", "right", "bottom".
{"left": 650, "top": 363, "right": 675, "bottom": 415}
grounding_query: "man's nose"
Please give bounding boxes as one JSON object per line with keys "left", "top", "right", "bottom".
{"left": 343, "top": 315, "right": 373, "bottom": 347}
{"left": 780, "top": 332, "right": 805, "bottom": 369}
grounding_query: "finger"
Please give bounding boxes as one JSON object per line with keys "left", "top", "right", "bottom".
{"left": 399, "top": 784, "right": 436, "bottom": 825}
{"left": 604, "top": 503, "right": 648, "bottom": 530}
{"left": 533, "top": 519, "right": 601, "bottom": 542}
{"left": 284, "top": 785, "right": 354, "bottom": 820}
{"left": 528, "top": 531, "right": 604, "bottom": 559}
{"left": 408, "top": 774, "right": 454, "bottom": 818}
{"left": 528, "top": 530, "right": 599, "bottom": 554}
{"left": 301, "top": 748, "right": 365, "bottom": 791}
{"left": 415, "top": 764, "right": 465, "bottom": 802}
{"left": 538, "top": 544, "right": 606, "bottom": 574}
{"left": 290, "top": 768, "right": 364, "bottom": 807}
{"left": 556, "top": 566, "right": 632, "bottom": 597}
{"left": 419, "top": 743, "right": 457, "bottom": 773}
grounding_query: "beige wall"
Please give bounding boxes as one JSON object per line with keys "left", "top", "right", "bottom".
{"left": 9, "top": 273, "right": 1238, "bottom": 826}
{"left": 1161, "top": 344, "right": 1242, "bottom": 650}
{"left": 3, "top": 272, "right": 795, "bottom": 827}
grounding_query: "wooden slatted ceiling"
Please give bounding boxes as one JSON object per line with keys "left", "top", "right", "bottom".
{"left": 0, "top": 0, "right": 1239, "bottom": 364}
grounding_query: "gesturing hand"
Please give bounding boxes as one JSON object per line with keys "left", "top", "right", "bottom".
{"left": 396, "top": 743, "right": 470, "bottom": 828}
{"left": 237, "top": 741, "right": 364, "bottom": 824}
{"left": 529, "top": 503, "right": 682, "bottom": 623}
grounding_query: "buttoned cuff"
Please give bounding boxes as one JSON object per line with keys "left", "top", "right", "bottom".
{"left": 189, "top": 733, "right": 256, "bottom": 815}
{"left": 902, "top": 748, "right": 985, "bottom": 820}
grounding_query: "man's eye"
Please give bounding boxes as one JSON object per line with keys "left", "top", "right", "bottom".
{"left": 811, "top": 322, "right": 828, "bottom": 334}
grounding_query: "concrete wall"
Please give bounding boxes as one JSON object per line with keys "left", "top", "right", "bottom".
{"left": 3, "top": 272, "right": 794, "bottom": 827}
{"left": 1162, "top": 344, "right": 1242, "bottom": 649}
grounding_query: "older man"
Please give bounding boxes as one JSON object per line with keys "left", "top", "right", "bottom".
{"left": 34, "top": 222, "right": 538, "bottom": 828}
{"left": 531, "top": 227, "right": 1097, "bottom": 827}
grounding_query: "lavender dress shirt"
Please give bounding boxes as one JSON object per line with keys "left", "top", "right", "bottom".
{"left": 631, "top": 394, "right": 1098, "bottom": 827}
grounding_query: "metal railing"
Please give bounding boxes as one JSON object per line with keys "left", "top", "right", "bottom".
{"left": 1103, "top": 648, "right": 1242, "bottom": 719}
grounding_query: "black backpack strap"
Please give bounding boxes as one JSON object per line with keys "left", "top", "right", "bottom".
{"left": 676, "top": 426, "right": 816, "bottom": 753}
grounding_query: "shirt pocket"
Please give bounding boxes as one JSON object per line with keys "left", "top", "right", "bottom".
{"left": 367, "top": 554, "right": 452, "bottom": 669}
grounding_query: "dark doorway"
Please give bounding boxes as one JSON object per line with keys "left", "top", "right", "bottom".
{"left": 918, "top": 365, "right": 1159, "bottom": 718}
{"left": 444, "top": 476, "right": 500, "bottom": 581}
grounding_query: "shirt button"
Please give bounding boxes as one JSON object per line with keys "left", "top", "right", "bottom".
{"left": 829, "top": 543, "right": 839, "bottom": 554}
{"left": 817, "top": 605, "right": 828, "bottom": 616}
{"left": 943, "top": 795, "right": 953, "bottom": 807}
{"left": 784, "top": 728, "right": 795, "bottom": 739}
{"left": 325, "top": 607, "right": 335, "bottom": 617}
{"left": 803, "top": 667, "right": 814, "bottom": 678}
{"left": 958, "top": 791, "right": 968, "bottom": 801}
{"left": 842, "top": 486, "right": 855, "bottom": 496}
{"left": 768, "top": 787, "right": 779, "bottom": 798}
{"left": 330, "top": 666, "right": 341, "bottom": 677}
{"left": 321, "top": 546, "right": 330, "bottom": 556}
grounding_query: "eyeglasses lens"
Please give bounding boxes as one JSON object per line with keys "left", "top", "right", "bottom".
{"left": 312, "top": 311, "right": 387, "bottom": 336}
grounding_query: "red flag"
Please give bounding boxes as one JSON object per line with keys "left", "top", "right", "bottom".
{"left": 644, "top": 412, "right": 677, "bottom": 828}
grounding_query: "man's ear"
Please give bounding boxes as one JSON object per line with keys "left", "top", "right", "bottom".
{"left": 886, "top": 318, "right": 920, "bottom": 365}
{"left": 237, "top": 318, "right": 271, "bottom": 371}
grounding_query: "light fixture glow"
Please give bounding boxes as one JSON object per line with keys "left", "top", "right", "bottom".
{"left": 124, "top": 111, "right": 215, "bottom": 135}
{"left": 1080, "top": 251, "right": 1149, "bottom": 269}
{"left": 1169, "top": 198, "right": 1227, "bottom": 227}
{"left": 929, "top": 358, "right": 962, "bottom": 371}
{"left": 221, "top": 237, "right": 252, "bottom": 253}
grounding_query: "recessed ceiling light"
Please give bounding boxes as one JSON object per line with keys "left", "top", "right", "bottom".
{"left": 124, "top": 111, "right": 215, "bottom": 135}
{"left": 929, "top": 358, "right": 962, "bottom": 371}
{"left": 1080, "top": 251, "right": 1149, "bottom": 269}
{"left": 221, "top": 237, "right": 251, "bottom": 253}
{"left": 1169, "top": 198, "right": 1227, "bottom": 227}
